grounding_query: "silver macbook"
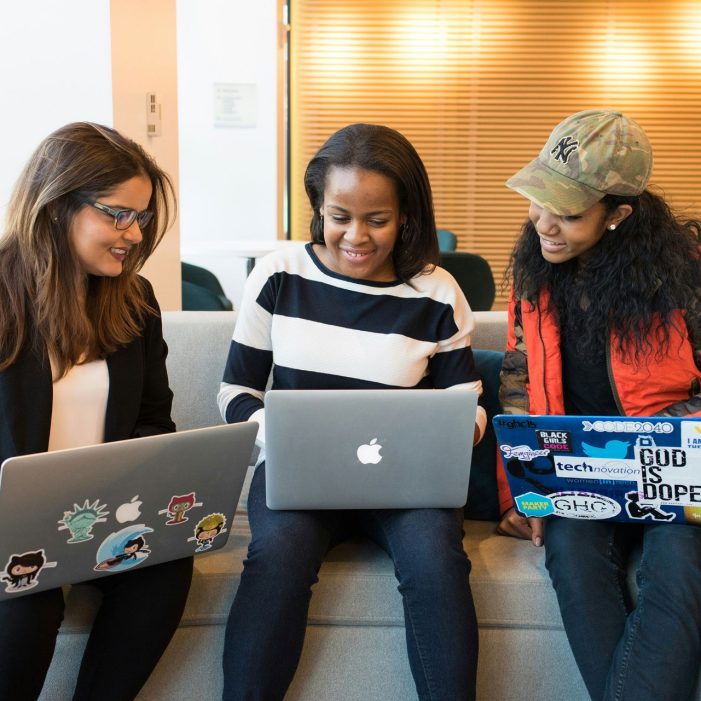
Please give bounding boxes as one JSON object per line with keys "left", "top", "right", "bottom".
{"left": 265, "top": 389, "right": 477, "bottom": 509}
{"left": 0, "top": 422, "right": 257, "bottom": 599}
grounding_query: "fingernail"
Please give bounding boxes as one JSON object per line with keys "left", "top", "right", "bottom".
{"left": 534, "top": 537, "right": 543, "bottom": 547}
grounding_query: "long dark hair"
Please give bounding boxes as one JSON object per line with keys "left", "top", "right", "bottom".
{"left": 0, "top": 122, "right": 175, "bottom": 375}
{"left": 508, "top": 190, "right": 701, "bottom": 360}
{"left": 304, "top": 123, "right": 439, "bottom": 282}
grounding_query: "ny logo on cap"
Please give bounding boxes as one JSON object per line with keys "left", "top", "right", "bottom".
{"left": 550, "top": 136, "right": 579, "bottom": 164}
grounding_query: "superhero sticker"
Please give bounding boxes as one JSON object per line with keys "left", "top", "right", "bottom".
{"left": 189, "top": 513, "right": 227, "bottom": 552}
{"left": 94, "top": 524, "right": 154, "bottom": 572}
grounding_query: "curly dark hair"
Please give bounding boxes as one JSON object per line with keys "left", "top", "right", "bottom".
{"left": 304, "top": 123, "right": 439, "bottom": 283}
{"left": 508, "top": 190, "right": 701, "bottom": 361}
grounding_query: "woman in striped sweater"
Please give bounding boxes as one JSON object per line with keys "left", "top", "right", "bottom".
{"left": 218, "top": 123, "right": 485, "bottom": 701}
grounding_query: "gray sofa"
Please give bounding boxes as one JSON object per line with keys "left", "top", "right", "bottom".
{"left": 37, "top": 311, "right": 608, "bottom": 699}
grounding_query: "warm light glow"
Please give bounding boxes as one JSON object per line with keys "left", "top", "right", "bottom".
{"left": 304, "top": 13, "right": 362, "bottom": 77}
{"left": 678, "top": 1, "right": 701, "bottom": 60}
{"left": 592, "top": 29, "right": 651, "bottom": 95}
{"left": 390, "top": 11, "right": 453, "bottom": 72}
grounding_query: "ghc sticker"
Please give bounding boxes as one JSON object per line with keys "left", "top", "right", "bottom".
{"left": 549, "top": 491, "right": 622, "bottom": 520}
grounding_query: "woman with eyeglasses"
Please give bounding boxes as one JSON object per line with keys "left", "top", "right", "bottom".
{"left": 0, "top": 122, "right": 192, "bottom": 700}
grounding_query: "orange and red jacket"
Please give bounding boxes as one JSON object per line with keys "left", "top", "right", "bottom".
{"left": 496, "top": 289, "right": 701, "bottom": 515}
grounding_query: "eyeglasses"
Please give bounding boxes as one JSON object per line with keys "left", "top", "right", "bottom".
{"left": 82, "top": 199, "right": 154, "bottom": 231}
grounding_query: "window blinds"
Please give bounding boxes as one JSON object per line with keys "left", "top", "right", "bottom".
{"left": 290, "top": 0, "right": 701, "bottom": 309}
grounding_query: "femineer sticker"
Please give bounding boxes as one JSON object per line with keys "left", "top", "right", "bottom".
{"left": 500, "top": 444, "right": 550, "bottom": 461}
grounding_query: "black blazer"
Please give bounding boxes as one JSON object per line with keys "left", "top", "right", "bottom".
{"left": 0, "top": 278, "right": 175, "bottom": 464}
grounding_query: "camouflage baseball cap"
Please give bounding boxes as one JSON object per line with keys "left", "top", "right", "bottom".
{"left": 506, "top": 110, "right": 653, "bottom": 216}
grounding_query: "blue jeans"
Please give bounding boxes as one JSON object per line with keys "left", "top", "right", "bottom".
{"left": 545, "top": 518, "right": 701, "bottom": 701}
{"left": 223, "top": 463, "right": 478, "bottom": 701}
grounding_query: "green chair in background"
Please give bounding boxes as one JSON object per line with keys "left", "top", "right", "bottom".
{"left": 437, "top": 228, "right": 458, "bottom": 252}
{"left": 181, "top": 262, "right": 234, "bottom": 311}
{"left": 439, "top": 251, "right": 496, "bottom": 311}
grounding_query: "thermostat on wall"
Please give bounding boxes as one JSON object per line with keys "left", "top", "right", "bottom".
{"left": 146, "top": 92, "right": 162, "bottom": 137}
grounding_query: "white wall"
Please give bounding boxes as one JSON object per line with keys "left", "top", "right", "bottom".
{"left": 0, "top": 1, "right": 280, "bottom": 311}
{"left": 0, "top": 1, "right": 112, "bottom": 223}
{"left": 176, "top": 0, "right": 280, "bottom": 309}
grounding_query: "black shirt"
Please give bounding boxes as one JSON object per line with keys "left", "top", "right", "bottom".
{"left": 559, "top": 308, "right": 621, "bottom": 417}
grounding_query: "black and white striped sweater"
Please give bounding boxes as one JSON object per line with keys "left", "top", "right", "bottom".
{"left": 218, "top": 243, "right": 486, "bottom": 442}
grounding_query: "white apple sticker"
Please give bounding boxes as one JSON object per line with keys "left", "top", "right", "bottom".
{"left": 357, "top": 438, "right": 383, "bottom": 465}
{"left": 115, "top": 495, "right": 143, "bottom": 524}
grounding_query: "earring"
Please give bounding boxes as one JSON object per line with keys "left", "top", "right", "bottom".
{"left": 320, "top": 214, "right": 324, "bottom": 228}
{"left": 608, "top": 224, "right": 616, "bottom": 231}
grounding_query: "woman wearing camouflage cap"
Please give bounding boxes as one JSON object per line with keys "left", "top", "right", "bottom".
{"left": 496, "top": 110, "right": 701, "bottom": 700}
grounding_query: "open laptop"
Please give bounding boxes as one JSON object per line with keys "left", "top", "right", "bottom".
{"left": 0, "top": 422, "right": 257, "bottom": 599}
{"left": 493, "top": 414, "right": 701, "bottom": 525}
{"left": 265, "top": 389, "right": 478, "bottom": 509}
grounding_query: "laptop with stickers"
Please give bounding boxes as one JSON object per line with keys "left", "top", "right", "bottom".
{"left": 0, "top": 422, "right": 257, "bottom": 599}
{"left": 265, "top": 389, "right": 478, "bottom": 509}
{"left": 493, "top": 414, "right": 701, "bottom": 525}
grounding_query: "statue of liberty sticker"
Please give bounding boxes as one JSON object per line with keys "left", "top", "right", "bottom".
{"left": 57, "top": 499, "right": 110, "bottom": 543}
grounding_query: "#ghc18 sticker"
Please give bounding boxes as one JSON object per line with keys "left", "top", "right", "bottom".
{"left": 548, "top": 491, "right": 622, "bottom": 520}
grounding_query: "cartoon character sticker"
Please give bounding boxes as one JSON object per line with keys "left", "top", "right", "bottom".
{"left": 57, "top": 499, "right": 110, "bottom": 543}
{"left": 2, "top": 550, "right": 58, "bottom": 593}
{"left": 189, "top": 513, "right": 227, "bottom": 553}
{"left": 94, "top": 524, "right": 153, "bottom": 572}
{"left": 158, "top": 492, "right": 203, "bottom": 525}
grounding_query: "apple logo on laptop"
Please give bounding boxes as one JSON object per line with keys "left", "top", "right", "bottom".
{"left": 115, "top": 495, "right": 143, "bottom": 524}
{"left": 357, "top": 438, "right": 382, "bottom": 465}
